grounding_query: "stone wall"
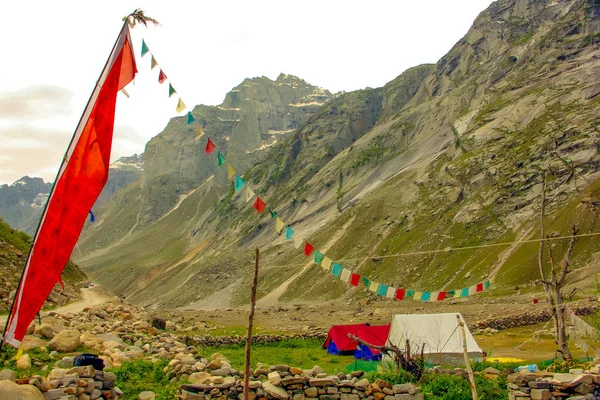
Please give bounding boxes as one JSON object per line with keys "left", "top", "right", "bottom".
{"left": 471, "top": 304, "right": 598, "bottom": 331}
{"left": 507, "top": 367, "right": 600, "bottom": 400}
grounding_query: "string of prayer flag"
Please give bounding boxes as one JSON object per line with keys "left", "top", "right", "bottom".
{"left": 169, "top": 83, "right": 176, "bottom": 97}
{"left": 304, "top": 242, "right": 315, "bottom": 257}
{"left": 294, "top": 235, "right": 303, "bottom": 249}
{"left": 227, "top": 163, "right": 235, "bottom": 179}
{"left": 275, "top": 218, "right": 285, "bottom": 233}
{"left": 151, "top": 55, "right": 158, "bottom": 69}
{"left": 176, "top": 98, "right": 186, "bottom": 113}
{"left": 350, "top": 273, "right": 360, "bottom": 287}
{"left": 314, "top": 250, "right": 324, "bottom": 263}
{"left": 245, "top": 187, "right": 255, "bottom": 203}
{"left": 341, "top": 268, "right": 351, "bottom": 283}
{"left": 269, "top": 208, "right": 277, "bottom": 219}
{"left": 322, "top": 256, "right": 333, "bottom": 270}
{"left": 332, "top": 263, "right": 342, "bottom": 277}
{"left": 195, "top": 127, "right": 205, "bottom": 140}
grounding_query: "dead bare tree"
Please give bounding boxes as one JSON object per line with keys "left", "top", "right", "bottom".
{"left": 537, "top": 171, "right": 578, "bottom": 360}
{"left": 348, "top": 334, "right": 425, "bottom": 379}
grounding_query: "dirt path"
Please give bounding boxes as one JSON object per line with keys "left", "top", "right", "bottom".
{"left": 0, "top": 286, "right": 114, "bottom": 327}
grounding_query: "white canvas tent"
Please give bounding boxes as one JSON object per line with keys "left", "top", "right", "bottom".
{"left": 386, "top": 313, "right": 483, "bottom": 365}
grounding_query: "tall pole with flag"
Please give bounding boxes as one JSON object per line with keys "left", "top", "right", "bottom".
{"left": 1, "top": 15, "right": 140, "bottom": 348}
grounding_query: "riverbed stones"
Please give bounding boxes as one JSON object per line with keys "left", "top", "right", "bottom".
{"left": 48, "top": 329, "right": 80, "bottom": 352}
{"left": 262, "top": 381, "right": 289, "bottom": 400}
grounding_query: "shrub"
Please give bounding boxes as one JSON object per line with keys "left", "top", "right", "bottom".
{"left": 113, "top": 359, "right": 183, "bottom": 400}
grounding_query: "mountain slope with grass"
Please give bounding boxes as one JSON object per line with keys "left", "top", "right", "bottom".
{"left": 0, "top": 218, "right": 88, "bottom": 313}
{"left": 76, "top": 0, "right": 600, "bottom": 309}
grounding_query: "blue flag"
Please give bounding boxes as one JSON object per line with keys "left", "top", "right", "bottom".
{"left": 285, "top": 226, "right": 294, "bottom": 240}
{"left": 235, "top": 176, "right": 245, "bottom": 191}
{"left": 89, "top": 210, "right": 95, "bottom": 223}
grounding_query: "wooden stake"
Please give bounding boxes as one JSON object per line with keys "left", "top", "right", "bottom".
{"left": 456, "top": 314, "right": 478, "bottom": 400}
{"left": 244, "top": 249, "right": 260, "bottom": 400}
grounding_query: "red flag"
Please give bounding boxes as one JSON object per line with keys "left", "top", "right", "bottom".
{"left": 476, "top": 283, "right": 484, "bottom": 292}
{"left": 253, "top": 197, "right": 265, "bottom": 213}
{"left": 158, "top": 69, "right": 167, "bottom": 84}
{"left": 349, "top": 273, "right": 360, "bottom": 287}
{"left": 304, "top": 242, "right": 314, "bottom": 257}
{"left": 3, "top": 24, "right": 137, "bottom": 347}
{"left": 205, "top": 138, "right": 216, "bottom": 155}
{"left": 436, "top": 292, "right": 447, "bottom": 301}
{"left": 395, "top": 288, "right": 406, "bottom": 300}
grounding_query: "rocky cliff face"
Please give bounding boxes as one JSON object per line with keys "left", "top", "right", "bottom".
{"left": 76, "top": 0, "right": 600, "bottom": 309}
{"left": 139, "top": 74, "right": 333, "bottom": 224}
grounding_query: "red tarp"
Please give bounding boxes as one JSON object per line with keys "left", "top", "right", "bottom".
{"left": 4, "top": 24, "right": 137, "bottom": 347}
{"left": 322, "top": 324, "right": 391, "bottom": 353}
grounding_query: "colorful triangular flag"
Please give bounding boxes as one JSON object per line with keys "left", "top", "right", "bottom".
{"left": 169, "top": 83, "right": 176, "bottom": 97}
{"left": 376, "top": 284, "right": 388, "bottom": 297}
{"left": 268, "top": 208, "right": 277, "bottom": 219}
{"left": 187, "top": 112, "right": 195, "bottom": 125}
{"left": 205, "top": 138, "right": 216, "bottom": 154}
{"left": 141, "top": 39, "right": 149, "bottom": 57}
{"left": 89, "top": 210, "right": 95, "bottom": 223}
{"left": 314, "top": 250, "right": 324, "bottom": 263}
{"left": 285, "top": 226, "right": 294, "bottom": 240}
{"left": 304, "top": 242, "right": 314, "bottom": 257}
{"left": 176, "top": 98, "right": 186, "bottom": 113}
{"left": 151, "top": 55, "right": 158, "bottom": 69}
{"left": 362, "top": 277, "right": 371, "bottom": 287}
{"left": 158, "top": 69, "right": 167, "bottom": 84}
{"left": 386, "top": 286, "right": 396, "bottom": 299}
{"left": 195, "top": 126, "right": 205, "bottom": 140}
{"left": 217, "top": 152, "right": 226, "bottom": 166}
{"left": 414, "top": 291, "right": 423, "bottom": 301}
{"left": 275, "top": 218, "right": 285, "bottom": 233}
{"left": 294, "top": 235, "right": 303, "bottom": 249}
{"left": 245, "top": 187, "right": 255, "bottom": 203}
{"left": 227, "top": 163, "right": 236, "bottom": 179}
{"left": 369, "top": 281, "right": 379, "bottom": 292}
{"left": 322, "top": 257, "right": 333, "bottom": 270}
{"left": 253, "top": 197, "right": 266, "bottom": 213}
{"left": 421, "top": 292, "right": 431, "bottom": 302}
{"left": 340, "top": 268, "right": 351, "bottom": 283}
{"left": 350, "top": 273, "right": 361, "bottom": 286}
{"left": 332, "top": 263, "right": 342, "bottom": 277}
{"left": 235, "top": 176, "right": 245, "bottom": 191}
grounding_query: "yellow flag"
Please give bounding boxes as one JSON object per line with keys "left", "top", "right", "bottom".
{"left": 195, "top": 126, "right": 205, "bottom": 140}
{"left": 176, "top": 98, "right": 186, "bottom": 113}
{"left": 322, "top": 256, "right": 333, "bottom": 270}
{"left": 151, "top": 55, "right": 158, "bottom": 69}
{"left": 15, "top": 348, "right": 23, "bottom": 361}
{"left": 227, "top": 163, "right": 236, "bottom": 179}
{"left": 369, "top": 281, "right": 379, "bottom": 292}
{"left": 414, "top": 291, "right": 422, "bottom": 300}
{"left": 275, "top": 218, "right": 285, "bottom": 233}
{"left": 245, "top": 187, "right": 255, "bottom": 202}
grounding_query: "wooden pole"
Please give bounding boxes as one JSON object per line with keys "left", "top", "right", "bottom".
{"left": 244, "top": 249, "right": 260, "bottom": 400}
{"left": 456, "top": 314, "right": 478, "bottom": 400}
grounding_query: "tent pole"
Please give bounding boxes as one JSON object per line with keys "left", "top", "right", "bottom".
{"left": 457, "top": 314, "right": 478, "bottom": 400}
{"left": 244, "top": 248, "right": 260, "bottom": 400}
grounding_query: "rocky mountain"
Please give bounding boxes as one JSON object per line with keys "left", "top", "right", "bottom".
{"left": 0, "top": 218, "right": 88, "bottom": 312}
{"left": 75, "top": 0, "right": 600, "bottom": 310}
{"left": 0, "top": 177, "right": 51, "bottom": 235}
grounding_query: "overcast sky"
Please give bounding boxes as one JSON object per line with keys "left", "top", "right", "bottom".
{"left": 0, "top": 0, "right": 494, "bottom": 185}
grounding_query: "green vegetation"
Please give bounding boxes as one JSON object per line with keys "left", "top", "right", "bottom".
{"left": 197, "top": 338, "right": 353, "bottom": 373}
{"left": 0, "top": 217, "right": 32, "bottom": 251}
{"left": 113, "top": 359, "right": 185, "bottom": 400}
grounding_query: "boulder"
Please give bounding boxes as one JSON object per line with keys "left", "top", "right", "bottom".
{"left": 262, "top": 381, "right": 289, "bottom": 400}
{"left": 0, "top": 380, "right": 44, "bottom": 400}
{"left": 268, "top": 371, "right": 282, "bottom": 385}
{"left": 16, "top": 354, "right": 32, "bottom": 370}
{"left": 139, "top": 391, "right": 156, "bottom": 400}
{"left": 188, "top": 372, "right": 211, "bottom": 384}
{"left": 49, "top": 329, "right": 81, "bottom": 352}
{"left": 0, "top": 369, "right": 17, "bottom": 381}
{"left": 38, "top": 324, "right": 55, "bottom": 339}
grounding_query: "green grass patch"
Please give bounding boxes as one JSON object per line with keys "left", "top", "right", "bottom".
{"left": 113, "top": 359, "right": 185, "bottom": 400}
{"left": 197, "top": 338, "right": 353, "bottom": 374}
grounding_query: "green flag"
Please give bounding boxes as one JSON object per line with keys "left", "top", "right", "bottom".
{"left": 269, "top": 208, "right": 277, "bottom": 218}
{"left": 217, "top": 152, "right": 226, "bottom": 167}
{"left": 314, "top": 251, "right": 324, "bottom": 264}
{"left": 169, "top": 83, "right": 176, "bottom": 98}
{"left": 187, "top": 112, "right": 195, "bottom": 125}
{"left": 141, "top": 39, "right": 149, "bottom": 57}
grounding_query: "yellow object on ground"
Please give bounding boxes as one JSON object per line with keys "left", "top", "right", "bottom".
{"left": 486, "top": 357, "right": 525, "bottom": 363}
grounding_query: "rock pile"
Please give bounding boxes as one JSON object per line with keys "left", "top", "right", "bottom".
{"left": 0, "top": 365, "right": 121, "bottom": 400}
{"left": 507, "top": 367, "right": 600, "bottom": 399}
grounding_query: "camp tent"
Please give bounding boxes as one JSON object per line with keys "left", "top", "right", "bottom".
{"left": 322, "top": 324, "right": 391, "bottom": 360}
{"left": 386, "top": 313, "right": 483, "bottom": 365}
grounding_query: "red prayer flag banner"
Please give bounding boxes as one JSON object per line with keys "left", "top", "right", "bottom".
{"left": 253, "top": 197, "right": 266, "bottom": 213}
{"left": 349, "top": 273, "right": 360, "bottom": 287}
{"left": 476, "top": 283, "right": 484, "bottom": 292}
{"left": 4, "top": 24, "right": 137, "bottom": 347}
{"left": 395, "top": 288, "right": 406, "bottom": 300}
{"left": 304, "top": 242, "right": 315, "bottom": 257}
{"left": 205, "top": 138, "right": 216, "bottom": 154}
{"left": 437, "top": 292, "right": 447, "bottom": 301}
{"left": 158, "top": 69, "right": 167, "bottom": 84}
